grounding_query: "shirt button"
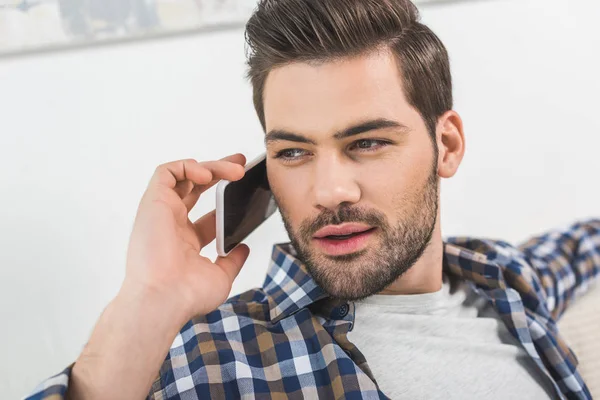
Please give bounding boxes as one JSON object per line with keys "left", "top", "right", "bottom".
{"left": 338, "top": 303, "right": 349, "bottom": 318}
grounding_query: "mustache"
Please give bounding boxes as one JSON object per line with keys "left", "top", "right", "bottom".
{"left": 299, "top": 206, "right": 387, "bottom": 238}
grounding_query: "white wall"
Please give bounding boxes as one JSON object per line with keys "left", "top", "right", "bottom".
{"left": 1, "top": 0, "right": 598, "bottom": 397}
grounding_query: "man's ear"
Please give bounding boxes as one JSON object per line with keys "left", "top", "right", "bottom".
{"left": 436, "top": 110, "right": 465, "bottom": 179}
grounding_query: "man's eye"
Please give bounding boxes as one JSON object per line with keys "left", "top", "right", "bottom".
{"left": 351, "top": 139, "right": 388, "bottom": 151}
{"left": 275, "top": 148, "right": 307, "bottom": 160}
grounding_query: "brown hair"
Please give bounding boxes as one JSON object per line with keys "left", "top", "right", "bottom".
{"left": 245, "top": 0, "right": 453, "bottom": 140}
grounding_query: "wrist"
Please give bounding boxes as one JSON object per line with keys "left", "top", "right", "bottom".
{"left": 118, "top": 279, "right": 192, "bottom": 328}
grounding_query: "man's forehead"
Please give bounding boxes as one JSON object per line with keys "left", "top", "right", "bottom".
{"left": 262, "top": 51, "right": 412, "bottom": 135}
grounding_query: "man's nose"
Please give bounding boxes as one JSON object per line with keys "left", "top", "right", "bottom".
{"left": 312, "top": 156, "right": 361, "bottom": 211}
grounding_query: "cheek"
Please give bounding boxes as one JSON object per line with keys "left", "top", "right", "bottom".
{"left": 268, "top": 166, "right": 310, "bottom": 224}
{"left": 359, "top": 148, "right": 434, "bottom": 208}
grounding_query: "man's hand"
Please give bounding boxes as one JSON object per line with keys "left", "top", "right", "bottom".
{"left": 125, "top": 154, "right": 250, "bottom": 320}
{"left": 68, "top": 155, "right": 250, "bottom": 400}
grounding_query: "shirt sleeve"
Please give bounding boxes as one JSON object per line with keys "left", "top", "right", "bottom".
{"left": 519, "top": 218, "right": 600, "bottom": 320}
{"left": 25, "top": 366, "right": 72, "bottom": 400}
{"left": 25, "top": 365, "right": 161, "bottom": 399}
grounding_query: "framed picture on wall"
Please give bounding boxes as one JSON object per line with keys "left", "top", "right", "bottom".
{"left": 0, "top": 0, "right": 468, "bottom": 56}
{"left": 0, "top": 0, "right": 256, "bottom": 55}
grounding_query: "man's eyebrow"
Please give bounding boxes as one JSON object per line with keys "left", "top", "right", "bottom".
{"left": 265, "top": 130, "right": 317, "bottom": 145}
{"left": 265, "top": 118, "right": 409, "bottom": 145}
{"left": 333, "top": 118, "right": 410, "bottom": 140}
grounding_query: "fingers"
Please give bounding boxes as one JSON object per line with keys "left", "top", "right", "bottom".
{"left": 180, "top": 160, "right": 242, "bottom": 204}
{"left": 151, "top": 159, "right": 211, "bottom": 189}
{"left": 150, "top": 154, "right": 246, "bottom": 192}
{"left": 182, "top": 154, "right": 247, "bottom": 211}
{"left": 193, "top": 210, "right": 217, "bottom": 248}
{"left": 221, "top": 153, "right": 246, "bottom": 166}
{"left": 215, "top": 244, "right": 250, "bottom": 283}
{"left": 194, "top": 159, "right": 246, "bottom": 191}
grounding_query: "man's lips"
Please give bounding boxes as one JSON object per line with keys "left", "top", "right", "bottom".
{"left": 313, "top": 223, "right": 373, "bottom": 238}
{"left": 312, "top": 223, "right": 376, "bottom": 256}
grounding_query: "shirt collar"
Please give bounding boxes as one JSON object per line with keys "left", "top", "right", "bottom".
{"left": 262, "top": 241, "right": 508, "bottom": 323}
{"left": 262, "top": 243, "right": 328, "bottom": 323}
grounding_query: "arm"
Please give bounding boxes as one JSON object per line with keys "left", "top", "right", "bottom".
{"left": 66, "top": 284, "right": 189, "bottom": 399}
{"left": 519, "top": 219, "right": 600, "bottom": 320}
{"left": 27, "top": 155, "right": 250, "bottom": 400}
{"left": 27, "top": 287, "right": 185, "bottom": 400}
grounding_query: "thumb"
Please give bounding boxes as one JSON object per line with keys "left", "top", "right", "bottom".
{"left": 214, "top": 244, "right": 250, "bottom": 283}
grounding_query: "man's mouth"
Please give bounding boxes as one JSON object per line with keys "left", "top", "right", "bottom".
{"left": 319, "top": 228, "right": 377, "bottom": 240}
{"left": 314, "top": 223, "right": 374, "bottom": 238}
{"left": 312, "top": 223, "right": 377, "bottom": 256}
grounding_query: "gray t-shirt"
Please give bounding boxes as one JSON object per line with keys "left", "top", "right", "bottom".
{"left": 347, "top": 280, "right": 556, "bottom": 399}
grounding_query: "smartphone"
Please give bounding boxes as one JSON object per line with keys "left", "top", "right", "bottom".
{"left": 216, "top": 153, "right": 278, "bottom": 257}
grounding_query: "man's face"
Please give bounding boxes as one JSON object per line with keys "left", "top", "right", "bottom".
{"left": 263, "top": 50, "right": 439, "bottom": 301}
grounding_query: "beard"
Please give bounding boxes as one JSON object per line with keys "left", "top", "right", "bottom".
{"left": 277, "top": 165, "right": 439, "bottom": 301}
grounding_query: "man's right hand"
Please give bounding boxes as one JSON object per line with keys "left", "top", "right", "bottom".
{"left": 125, "top": 154, "right": 250, "bottom": 321}
{"left": 67, "top": 155, "right": 250, "bottom": 400}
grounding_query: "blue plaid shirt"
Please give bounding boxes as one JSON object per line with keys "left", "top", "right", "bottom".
{"left": 29, "top": 219, "right": 600, "bottom": 399}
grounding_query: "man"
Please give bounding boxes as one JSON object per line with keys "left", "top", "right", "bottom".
{"left": 29, "top": 0, "right": 598, "bottom": 399}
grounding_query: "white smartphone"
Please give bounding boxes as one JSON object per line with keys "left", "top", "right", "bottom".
{"left": 216, "top": 153, "right": 278, "bottom": 257}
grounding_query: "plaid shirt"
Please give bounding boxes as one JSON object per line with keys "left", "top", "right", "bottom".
{"left": 29, "top": 219, "right": 600, "bottom": 400}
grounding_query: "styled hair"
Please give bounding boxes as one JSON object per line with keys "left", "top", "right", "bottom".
{"left": 245, "top": 0, "right": 453, "bottom": 140}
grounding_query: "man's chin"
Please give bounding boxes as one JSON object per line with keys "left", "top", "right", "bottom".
{"left": 302, "top": 252, "right": 392, "bottom": 300}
